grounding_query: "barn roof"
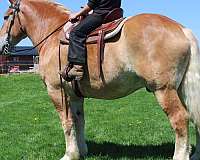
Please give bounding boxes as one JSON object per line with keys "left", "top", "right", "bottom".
{"left": 9, "top": 46, "right": 38, "bottom": 56}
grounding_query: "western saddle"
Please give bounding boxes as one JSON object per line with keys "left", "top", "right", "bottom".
{"left": 60, "top": 8, "right": 125, "bottom": 80}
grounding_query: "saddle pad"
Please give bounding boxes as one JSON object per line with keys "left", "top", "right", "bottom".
{"left": 63, "top": 17, "right": 130, "bottom": 42}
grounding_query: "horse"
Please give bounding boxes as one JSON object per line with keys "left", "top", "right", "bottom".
{"left": 0, "top": 0, "right": 200, "bottom": 159}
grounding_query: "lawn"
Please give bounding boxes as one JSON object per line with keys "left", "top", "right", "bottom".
{"left": 0, "top": 74, "right": 196, "bottom": 160}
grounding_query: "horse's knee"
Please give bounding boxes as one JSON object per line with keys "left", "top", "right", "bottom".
{"left": 47, "top": 89, "right": 65, "bottom": 112}
{"left": 169, "top": 108, "right": 188, "bottom": 136}
{"left": 62, "top": 118, "right": 73, "bottom": 136}
{"left": 155, "top": 89, "right": 189, "bottom": 135}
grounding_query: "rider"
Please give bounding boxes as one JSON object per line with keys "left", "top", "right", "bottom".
{"left": 60, "top": 0, "right": 122, "bottom": 81}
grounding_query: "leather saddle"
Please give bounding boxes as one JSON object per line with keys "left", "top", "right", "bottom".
{"left": 60, "top": 8, "right": 126, "bottom": 79}
{"left": 60, "top": 8, "right": 124, "bottom": 44}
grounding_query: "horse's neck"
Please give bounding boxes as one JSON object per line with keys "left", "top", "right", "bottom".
{"left": 22, "top": 0, "right": 69, "bottom": 48}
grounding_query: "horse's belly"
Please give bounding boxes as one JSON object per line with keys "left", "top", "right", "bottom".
{"left": 81, "top": 72, "right": 144, "bottom": 99}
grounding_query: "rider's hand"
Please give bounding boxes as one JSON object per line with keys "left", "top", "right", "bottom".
{"left": 69, "top": 13, "right": 79, "bottom": 23}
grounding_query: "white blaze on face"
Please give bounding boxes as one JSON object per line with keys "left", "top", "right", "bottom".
{"left": 0, "top": 33, "right": 8, "bottom": 53}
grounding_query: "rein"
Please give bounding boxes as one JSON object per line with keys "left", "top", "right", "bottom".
{"left": 12, "top": 20, "right": 68, "bottom": 54}
{"left": 1, "top": 0, "right": 69, "bottom": 55}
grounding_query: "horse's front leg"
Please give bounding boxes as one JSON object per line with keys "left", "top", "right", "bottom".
{"left": 155, "top": 88, "right": 189, "bottom": 160}
{"left": 48, "top": 88, "right": 87, "bottom": 160}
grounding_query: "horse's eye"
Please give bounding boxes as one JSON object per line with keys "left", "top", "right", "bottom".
{"left": 4, "top": 16, "right": 9, "bottom": 20}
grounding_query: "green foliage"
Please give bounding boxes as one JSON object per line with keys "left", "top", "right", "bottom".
{"left": 0, "top": 74, "right": 196, "bottom": 160}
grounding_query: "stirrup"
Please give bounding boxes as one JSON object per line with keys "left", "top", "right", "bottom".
{"left": 59, "top": 63, "right": 73, "bottom": 82}
{"left": 67, "top": 64, "right": 84, "bottom": 81}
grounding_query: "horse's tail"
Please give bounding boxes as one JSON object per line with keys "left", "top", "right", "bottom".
{"left": 180, "top": 28, "right": 200, "bottom": 126}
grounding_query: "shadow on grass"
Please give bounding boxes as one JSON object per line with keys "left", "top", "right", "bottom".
{"left": 87, "top": 141, "right": 195, "bottom": 159}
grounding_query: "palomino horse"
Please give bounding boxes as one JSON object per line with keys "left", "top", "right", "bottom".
{"left": 0, "top": 0, "right": 200, "bottom": 159}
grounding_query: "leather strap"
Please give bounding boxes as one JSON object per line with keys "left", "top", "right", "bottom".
{"left": 58, "top": 42, "right": 69, "bottom": 116}
{"left": 97, "top": 30, "right": 105, "bottom": 79}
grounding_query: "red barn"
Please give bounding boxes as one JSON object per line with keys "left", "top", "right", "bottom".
{"left": 0, "top": 55, "right": 8, "bottom": 74}
{"left": 0, "top": 46, "right": 38, "bottom": 74}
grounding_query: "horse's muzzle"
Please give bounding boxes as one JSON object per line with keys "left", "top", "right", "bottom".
{"left": 0, "top": 34, "right": 8, "bottom": 54}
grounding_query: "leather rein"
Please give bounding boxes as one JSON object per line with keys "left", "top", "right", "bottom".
{"left": 2, "top": 0, "right": 68, "bottom": 55}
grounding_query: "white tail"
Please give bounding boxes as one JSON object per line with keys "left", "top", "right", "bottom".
{"left": 181, "top": 28, "right": 200, "bottom": 160}
{"left": 181, "top": 28, "right": 200, "bottom": 127}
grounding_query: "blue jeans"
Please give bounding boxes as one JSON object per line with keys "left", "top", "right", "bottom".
{"left": 68, "top": 14, "right": 103, "bottom": 64}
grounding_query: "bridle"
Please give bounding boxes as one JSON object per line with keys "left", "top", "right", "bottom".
{"left": 2, "top": 0, "right": 22, "bottom": 55}
{"left": 1, "top": 0, "right": 68, "bottom": 55}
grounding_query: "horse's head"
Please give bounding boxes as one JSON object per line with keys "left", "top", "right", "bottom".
{"left": 0, "top": 0, "right": 27, "bottom": 54}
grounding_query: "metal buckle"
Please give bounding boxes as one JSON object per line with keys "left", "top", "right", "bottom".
{"left": 2, "top": 38, "right": 10, "bottom": 55}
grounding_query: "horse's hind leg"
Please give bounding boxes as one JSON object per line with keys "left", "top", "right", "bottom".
{"left": 155, "top": 88, "right": 189, "bottom": 160}
{"left": 48, "top": 88, "right": 87, "bottom": 160}
{"left": 191, "top": 126, "right": 200, "bottom": 160}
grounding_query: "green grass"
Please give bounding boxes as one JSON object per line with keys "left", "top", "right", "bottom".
{"left": 0, "top": 74, "right": 196, "bottom": 160}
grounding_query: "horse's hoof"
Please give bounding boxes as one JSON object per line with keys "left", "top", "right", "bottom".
{"left": 60, "top": 154, "right": 70, "bottom": 160}
{"left": 60, "top": 152, "right": 81, "bottom": 160}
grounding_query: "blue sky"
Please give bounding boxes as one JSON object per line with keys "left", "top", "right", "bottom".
{"left": 0, "top": 0, "right": 200, "bottom": 46}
